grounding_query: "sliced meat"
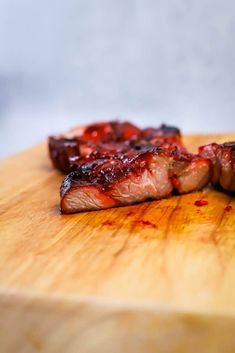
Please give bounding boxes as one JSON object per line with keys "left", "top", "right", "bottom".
{"left": 49, "top": 120, "right": 235, "bottom": 214}
{"left": 49, "top": 121, "right": 183, "bottom": 173}
{"left": 199, "top": 142, "right": 235, "bottom": 192}
{"left": 60, "top": 146, "right": 210, "bottom": 213}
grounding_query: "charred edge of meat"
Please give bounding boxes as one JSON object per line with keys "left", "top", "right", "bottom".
{"left": 49, "top": 121, "right": 140, "bottom": 173}
{"left": 60, "top": 146, "right": 210, "bottom": 213}
{"left": 48, "top": 136, "right": 80, "bottom": 173}
{"left": 159, "top": 124, "right": 181, "bottom": 136}
{"left": 63, "top": 145, "right": 194, "bottom": 190}
{"left": 199, "top": 141, "right": 235, "bottom": 192}
{"left": 49, "top": 121, "right": 183, "bottom": 173}
{"left": 142, "top": 124, "right": 181, "bottom": 140}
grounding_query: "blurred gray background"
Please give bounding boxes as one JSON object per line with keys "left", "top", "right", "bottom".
{"left": 0, "top": 0, "right": 235, "bottom": 158}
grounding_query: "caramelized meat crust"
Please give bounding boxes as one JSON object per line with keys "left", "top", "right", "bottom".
{"left": 48, "top": 120, "right": 235, "bottom": 213}
{"left": 49, "top": 121, "right": 182, "bottom": 173}
{"left": 60, "top": 146, "right": 210, "bottom": 213}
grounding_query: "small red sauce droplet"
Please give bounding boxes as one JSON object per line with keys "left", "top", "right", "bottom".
{"left": 102, "top": 220, "right": 115, "bottom": 226}
{"left": 171, "top": 176, "right": 181, "bottom": 190}
{"left": 194, "top": 200, "right": 208, "bottom": 207}
{"left": 225, "top": 205, "right": 233, "bottom": 212}
{"left": 136, "top": 220, "right": 156, "bottom": 228}
{"left": 127, "top": 211, "right": 133, "bottom": 217}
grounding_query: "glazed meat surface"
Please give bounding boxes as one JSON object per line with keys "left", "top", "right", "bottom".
{"left": 199, "top": 142, "right": 235, "bottom": 192}
{"left": 48, "top": 120, "right": 235, "bottom": 213}
{"left": 49, "top": 121, "right": 183, "bottom": 173}
{"left": 60, "top": 145, "right": 210, "bottom": 213}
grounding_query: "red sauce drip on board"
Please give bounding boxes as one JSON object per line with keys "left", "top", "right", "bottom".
{"left": 136, "top": 220, "right": 156, "bottom": 228}
{"left": 102, "top": 220, "right": 115, "bottom": 226}
{"left": 225, "top": 205, "right": 233, "bottom": 212}
{"left": 194, "top": 200, "right": 208, "bottom": 207}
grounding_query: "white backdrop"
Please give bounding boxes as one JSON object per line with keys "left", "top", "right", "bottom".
{"left": 0, "top": 0, "right": 235, "bottom": 157}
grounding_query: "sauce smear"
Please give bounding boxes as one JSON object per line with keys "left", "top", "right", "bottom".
{"left": 194, "top": 200, "right": 208, "bottom": 207}
{"left": 136, "top": 220, "right": 156, "bottom": 228}
{"left": 102, "top": 220, "right": 115, "bottom": 226}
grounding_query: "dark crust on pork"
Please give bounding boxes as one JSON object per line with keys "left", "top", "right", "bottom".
{"left": 49, "top": 121, "right": 182, "bottom": 173}
{"left": 48, "top": 137, "right": 80, "bottom": 173}
{"left": 50, "top": 121, "right": 235, "bottom": 214}
{"left": 60, "top": 145, "right": 195, "bottom": 198}
{"left": 142, "top": 124, "right": 181, "bottom": 140}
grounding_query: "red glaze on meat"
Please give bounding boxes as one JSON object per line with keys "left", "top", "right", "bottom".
{"left": 60, "top": 145, "right": 210, "bottom": 213}
{"left": 48, "top": 120, "right": 235, "bottom": 214}
{"left": 49, "top": 121, "right": 183, "bottom": 173}
{"left": 199, "top": 142, "right": 235, "bottom": 192}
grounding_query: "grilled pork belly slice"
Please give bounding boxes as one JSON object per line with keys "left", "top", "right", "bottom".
{"left": 60, "top": 146, "right": 210, "bottom": 213}
{"left": 199, "top": 142, "right": 235, "bottom": 192}
{"left": 49, "top": 121, "right": 183, "bottom": 173}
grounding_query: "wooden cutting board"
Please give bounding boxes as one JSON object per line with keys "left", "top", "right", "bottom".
{"left": 1, "top": 134, "right": 235, "bottom": 353}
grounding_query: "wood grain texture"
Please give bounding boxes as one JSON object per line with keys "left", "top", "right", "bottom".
{"left": 0, "top": 134, "right": 235, "bottom": 353}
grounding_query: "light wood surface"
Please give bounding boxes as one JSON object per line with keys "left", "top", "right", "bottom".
{"left": 0, "top": 134, "right": 235, "bottom": 353}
